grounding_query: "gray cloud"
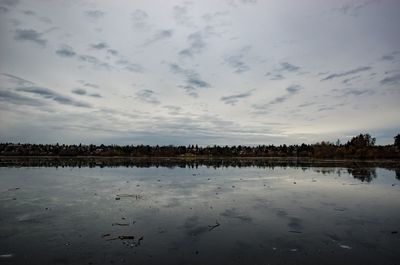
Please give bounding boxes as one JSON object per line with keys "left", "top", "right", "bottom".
{"left": 0, "top": 89, "right": 43, "bottom": 106}
{"left": 338, "top": 0, "right": 379, "bottom": 16}
{"left": 221, "top": 90, "right": 253, "bottom": 105}
{"left": 342, "top": 89, "right": 374, "bottom": 96}
{"left": 71, "top": 88, "right": 86, "bottom": 95}
{"left": 380, "top": 73, "right": 400, "bottom": 85}
{"left": 135, "top": 89, "right": 160, "bottom": 105}
{"left": 107, "top": 49, "right": 118, "bottom": 56}
{"left": 143, "top": 29, "right": 173, "bottom": 46}
{"left": 187, "top": 76, "right": 210, "bottom": 88}
{"left": 202, "top": 11, "right": 229, "bottom": 22}
{"left": 265, "top": 72, "right": 285, "bottom": 80}
{"left": 16, "top": 86, "right": 91, "bottom": 108}
{"left": 115, "top": 59, "right": 144, "bottom": 73}
{"left": 181, "top": 85, "right": 198, "bottom": 98}
{"left": 173, "top": 5, "right": 193, "bottom": 27}
{"left": 2, "top": 73, "right": 34, "bottom": 86}
{"left": 241, "top": 0, "right": 257, "bottom": 3}
{"left": 84, "top": 10, "right": 105, "bottom": 19}
{"left": 23, "top": 10, "right": 35, "bottom": 16}
{"left": 14, "top": 29, "right": 47, "bottom": 46}
{"left": 55, "top": 45, "right": 76, "bottom": 57}
{"left": 0, "top": 0, "right": 19, "bottom": 7}
{"left": 179, "top": 31, "right": 206, "bottom": 57}
{"left": 253, "top": 85, "right": 302, "bottom": 112}
{"left": 0, "top": 6, "right": 9, "bottom": 13}
{"left": 280, "top": 62, "right": 300, "bottom": 72}
{"left": 264, "top": 62, "right": 300, "bottom": 80}
{"left": 77, "top": 80, "right": 99, "bottom": 89}
{"left": 224, "top": 47, "right": 251, "bottom": 74}
{"left": 381, "top": 51, "right": 400, "bottom": 61}
{"left": 168, "top": 63, "right": 210, "bottom": 97}
{"left": 286, "top": 84, "right": 301, "bottom": 94}
{"left": 131, "top": 9, "right": 149, "bottom": 28}
{"left": 321, "top": 66, "right": 372, "bottom": 81}
{"left": 79, "top": 55, "right": 112, "bottom": 70}
{"left": 91, "top": 42, "right": 108, "bottom": 50}
{"left": 89, "top": 93, "right": 101, "bottom": 98}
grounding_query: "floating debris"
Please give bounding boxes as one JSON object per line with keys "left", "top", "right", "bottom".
{"left": 101, "top": 233, "right": 111, "bottom": 238}
{"left": 339, "top": 244, "right": 352, "bottom": 250}
{"left": 115, "top": 194, "right": 143, "bottom": 200}
{"left": 0, "top": 254, "right": 14, "bottom": 259}
{"left": 112, "top": 223, "right": 129, "bottom": 226}
{"left": 106, "top": 235, "right": 135, "bottom": 241}
{"left": 391, "top": 231, "right": 398, "bottom": 234}
{"left": 115, "top": 197, "right": 121, "bottom": 200}
{"left": 290, "top": 248, "right": 298, "bottom": 252}
{"left": 208, "top": 220, "right": 220, "bottom": 231}
{"left": 289, "top": 230, "right": 302, "bottom": 234}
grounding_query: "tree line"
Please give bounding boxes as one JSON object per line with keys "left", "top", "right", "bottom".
{"left": 1, "top": 133, "right": 399, "bottom": 159}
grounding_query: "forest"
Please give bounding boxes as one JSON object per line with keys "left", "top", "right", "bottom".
{"left": 1, "top": 133, "right": 399, "bottom": 159}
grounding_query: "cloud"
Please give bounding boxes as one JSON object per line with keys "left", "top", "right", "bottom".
{"left": 202, "top": 11, "right": 229, "bottom": 22}
{"left": 280, "top": 62, "right": 300, "bottom": 72}
{"left": 107, "top": 49, "right": 118, "bottom": 56}
{"left": 79, "top": 55, "right": 112, "bottom": 70}
{"left": 168, "top": 63, "right": 211, "bottom": 97}
{"left": 286, "top": 84, "right": 301, "bottom": 94}
{"left": 131, "top": 9, "right": 149, "bottom": 28}
{"left": 14, "top": 29, "right": 47, "bottom": 46}
{"left": 89, "top": 93, "right": 101, "bottom": 98}
{"left": 0, "top": 0, "right": 19, "bottom": 7}
{"left": 179, "top": 31, "right": 206, "bottom": 57}
{"left": 1, "top": 73, "right": 34, "bottom": 86}
{"left": 380, "top": 73, "right": 400, "bottom": 85}
{"left": 84, "top": 10, "right": 105, "bottom": 19}
{"left": 186, "top": 76, "right": 210, "bottom": 88}
{"left": 71, "top": 88, "right": 86, "bottom": 95}
{"left": 77, "top": 80, "right": 99, "bottom": 89}
{"left": 0, "top": 6, "right": 9, "bottom": 13}
{"left": 91, "top": 42, "right": 108, "bottom": 50}
{"left": 337, "top": 0, "right": 379, "bottom": 16}
{"left": 221, "top": 90, "right": 253, "bottom": 105}
{"left": 115, "top": 59, "right": 144, "bottom": 73}
{"left": 181, "top": 85, "right": 199, "bottom": 98}
{"left": 143, "top": 29, "right": 173, "bottom": 46}
{"left": 135, "top": 89, "right": 160, "bottom": 105}
{"left": 16, "top": 86, "right": 91, "bottom": 108}
{"left": 264, "top": 62, "right": 300, "bottom": 80}
{"left": 321, "top": 66, "right": 372, "bottom": 81}
{"left": 342, "top": 89, "right": 374, "bottom": 96}
{"left": 173, "top": 5, "right": 194, "bottom": 27}
{"left": 253, "top": 85, "right": 302, "bottom": 112}
{"left": 265, "top": 72, "right": 285, "bottom": 80}
{"left": 381, "top": 51, "right": 400, "bottom": 61}
{"left": 241, "top": 0, "right": 257, "bottom": 4}
{"left": 224, "top": 47, "right": 251, "bottom": 74}
{"left": 0, "top": 89, "right": 43, "bottom": 106}
{"left": 55, "top": 45, "right": 76, "bottom": 57}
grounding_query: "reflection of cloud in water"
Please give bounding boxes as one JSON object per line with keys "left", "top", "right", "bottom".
{"left": 220, "top": 208, "right": 252, "bottom": 222}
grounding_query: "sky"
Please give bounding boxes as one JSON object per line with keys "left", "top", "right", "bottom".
{"left": 0, "top": 0, "right": 399, "bottom": 145}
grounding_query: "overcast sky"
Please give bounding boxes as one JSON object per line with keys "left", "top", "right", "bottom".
{"left": 0, "top": 0, "right": 399, "bottom": 145}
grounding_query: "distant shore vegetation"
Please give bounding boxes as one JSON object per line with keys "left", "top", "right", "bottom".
{"left": 1, "top": 133, "right": 400, "bottom": 159}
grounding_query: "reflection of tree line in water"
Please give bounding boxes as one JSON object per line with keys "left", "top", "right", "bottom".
{"left": 1, "top": 157, "right": 399, "bottom": 182}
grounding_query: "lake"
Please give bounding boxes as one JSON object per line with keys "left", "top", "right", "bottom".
{"left": 0, "top": 158, "right": 399, "bottom": 265}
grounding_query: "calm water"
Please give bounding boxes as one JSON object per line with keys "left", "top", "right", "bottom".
{"left": 0, "top": 158, "right": 399, "bottom": 265}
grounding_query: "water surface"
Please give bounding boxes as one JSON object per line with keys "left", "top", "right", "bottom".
{"left": 0, "top": 158, "right": 399, "bottom": 264}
